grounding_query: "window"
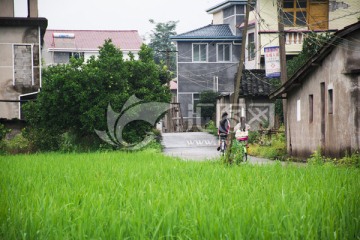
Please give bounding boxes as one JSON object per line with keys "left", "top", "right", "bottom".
{"left": 297, "top": 99, "right": 301, "bottom": 121}
{"left": 193, "top": 44, "right": 207, "bottom": 62}
{"left": 54, "top": 52, "right": 84, "bottom": 64}
{"left": 223, "top": 6, "right": 235, "bottom": 18}
{"left": 54, "top": 52, "right": 70, "bottom": 64}
{"left": 236, "top": 5, "right": 245, "bottom": 14}
{"left": 282, "top": 0, "right": 329, "bottom": 29}
{"left": 71, "top": 52, "right": 84, "bottom": 59}
{"left": 248, "top": 33, "right": 255, "bottom": 61}
{"left": 309, "top": 94, "right": 313, "bottom": 123}
{"left": 328, "top": 89, "right": 333, "bottom": 114}
{"left": 217, "top": 44, "right": 231, "bottom": 62}
{"left": 282, "top": 0, "right": 307, "bottom": 26}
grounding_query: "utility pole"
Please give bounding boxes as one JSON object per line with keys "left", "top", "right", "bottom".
{"left": 277, "top": 0, "right": 289, "bottom": 145}
{"left": 225, "top": 0, "right": 252, "bottom": 164}
{"left": 166, "top": 48, "right": 170, "bottom": 70}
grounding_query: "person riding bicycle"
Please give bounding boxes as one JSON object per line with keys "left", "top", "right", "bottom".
{"left": 234, "top": 122, "right": 250, "bottom": 142}
{"left": 234, "top": 122, "right": 251, "bottom": 161}
{"left": 217, "top": 112, "right": 230, "bottom": 151}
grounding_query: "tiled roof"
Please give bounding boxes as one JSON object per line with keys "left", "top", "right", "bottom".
{"left": 171, "top": 24, "right": 240, "bottom": 40}
{"left": 240, "top": 69, "right": 276, "bottom": 98}
{"left": 44, "top": 29, "right": 142, "bottom": 51}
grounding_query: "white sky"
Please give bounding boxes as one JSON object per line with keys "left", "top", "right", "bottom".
{"left": 14, "top": 0, "right": 223, "bottom": 40}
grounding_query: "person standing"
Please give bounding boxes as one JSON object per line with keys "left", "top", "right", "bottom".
{"left": 217, "top": 112, "right": 230, "bottom": 151}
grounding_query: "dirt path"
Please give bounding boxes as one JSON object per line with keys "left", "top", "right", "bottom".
{"left": 162, "top": 132, "right": 286, "bottom": 165}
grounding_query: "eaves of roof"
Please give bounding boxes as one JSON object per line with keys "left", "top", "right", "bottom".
{"left": 218, "top": 70, "right": 275, "bottom": 99}
{"left": 239, "top": 69, "right": 275, "bottom": 98}
{"left": 0, "top": 17, "right": 48, "bottom": 44}
{"left": 270, "top": 21, "right": 360, "bottom": 99}
{"left": 206, "top": 0, "right": 247, "bottom": 14}
{"left": 47, "top": 48, "right": 140, "bottom": 52}
{"left": 171, "top": 36, "right": 241, "bottom": 41}
{"left": 171, "top": 24, "right": 240, "bottom": 41}
{"left": 0, "top": 17, "right": 47, "bottom": 29}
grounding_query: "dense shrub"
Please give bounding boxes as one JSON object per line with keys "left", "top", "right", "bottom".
{"left": 248, "top": 131, "right": 286, "bottom": 160}
{"left": 1, "top": 133, "right": 31, "bottom": 154}
{"left": 198, "top": 91, "right": 219, "bottom": 122}
{"left": 287, "top": 32, "right": 332, "bottom": 78}
{"left": 0, "top": 123, "right": 10, "bottom": 140}
{"left": 308, "top": 150, "right": 360, "bottom": 168}
{"left": 23, "top": 41, "right": 171, "bottom": 152}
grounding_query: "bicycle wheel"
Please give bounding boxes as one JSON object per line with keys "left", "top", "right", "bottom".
{"left": 243, "top": 145, "right": 248, "bottom": 162}
{"left": 220, "top": 140, "right": 226, "bottom": 155}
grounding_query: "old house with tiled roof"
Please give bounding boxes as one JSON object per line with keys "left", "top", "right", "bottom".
{"left": 218, "top": 69, "right": 275, "bottom": 130}
{"left": 270, "top": 21, "right": 360, "bottom": 158}
{"left": 42, "top": 29, "right": 143, "bottom": 65}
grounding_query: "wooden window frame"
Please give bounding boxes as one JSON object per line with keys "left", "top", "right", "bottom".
{"left": 282, "top": 0, "right": 307, "bottom": 27}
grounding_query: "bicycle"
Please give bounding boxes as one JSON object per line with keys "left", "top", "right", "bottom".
{"left": 235, "top": 127, "right": 250, "bottom": 164}
{"left": 236, "top": 140, "right": 248, "bottom": 163}
{"left": 219, "top": 133, "right": 228, "bottom": 156}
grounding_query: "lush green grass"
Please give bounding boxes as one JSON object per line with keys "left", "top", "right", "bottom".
{"left": 1, "top": 151, "right": 359, "bottom": 239}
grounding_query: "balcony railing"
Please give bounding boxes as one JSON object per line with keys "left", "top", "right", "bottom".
{"left": 285, "top": 32, "right": 303, "bottom": 45}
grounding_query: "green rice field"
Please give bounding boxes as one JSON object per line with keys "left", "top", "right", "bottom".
{"left": 0, "top": 151, "right": 359, "bottom": 239}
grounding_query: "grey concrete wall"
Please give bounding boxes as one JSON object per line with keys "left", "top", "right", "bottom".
{"left": 0, "top": 26, "right": 41, "bottom": 119}
{"left": 178, "top": 93, "right": 193, "bottom": 119}
{"left": 286, "top": 30, "right": 360, "bottom": 158}
{"left": 177, "top": 41, "right": 241, "bottom": 93}
{"left": 177, "top": 63, "right": 237, "bottom": 93}
{"left": 176, "top": 40, "right": 242, "bottom": 127}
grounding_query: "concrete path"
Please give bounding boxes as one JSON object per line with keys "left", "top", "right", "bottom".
{"left": 161, "top": 132, "right": 277, "bottom": 164}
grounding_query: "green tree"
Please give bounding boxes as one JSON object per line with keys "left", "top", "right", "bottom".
{"left": 24, "top": 40, "right": 171, "bottom": 151}
{"left": 198, "top": 91, "right": 219, "bottom": 123}
{"left": 269, "top": 78, "right": 283, "bottom": 124}
{"left": 287, "top": 32, "right": 332, "bottom": 78}
{"left": 148, "top": 19, "right": 178, "bottom": 75}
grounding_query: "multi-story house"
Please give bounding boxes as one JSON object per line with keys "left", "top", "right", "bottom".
{"left": 0, "top": 0, "right": 47, "bottom": 121}
{"left": 244, "top": 0, "right": 360, "bottom": 69}
{"left": 42, "top": 29, "right": 143, "bottom": 65}
{"left": 172, "top": 0, "right": 360, "bottom": 131}
{"left": 172, "top": 0, "right": 277, "bottom": 130}
{"left": 171, "top": 0, "right": 245, "bottom": 129}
